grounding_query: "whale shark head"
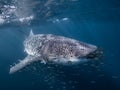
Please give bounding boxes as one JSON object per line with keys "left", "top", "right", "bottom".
{"left": 77, "top": 45, "right": 103, "bottom": 62}
{"left": 76, "top": 41, "right": 103, "bottom": 60}
{"left": 85, "top": 48, "right": 103, "bottom": 60}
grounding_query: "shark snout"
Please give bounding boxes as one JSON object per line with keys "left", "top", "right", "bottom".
{"left": 86, "top": 48, "right": 103, "bottom": 60}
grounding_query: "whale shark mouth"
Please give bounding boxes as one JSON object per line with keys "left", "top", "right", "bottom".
{"left": 86, "top": 48, "right": 103, "bottom": 60}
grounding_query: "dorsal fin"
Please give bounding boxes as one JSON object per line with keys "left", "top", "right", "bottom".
{"left": 29, "top": 29, "right": 34, "bottom": 37}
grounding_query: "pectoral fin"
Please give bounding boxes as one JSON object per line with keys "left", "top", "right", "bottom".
{"left": 9, "top": 55, "right": 39, "bottom": 74}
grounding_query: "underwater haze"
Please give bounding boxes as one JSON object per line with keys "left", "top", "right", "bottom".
{"left": 0, "top": 0, "right": 120, "bottom": 90}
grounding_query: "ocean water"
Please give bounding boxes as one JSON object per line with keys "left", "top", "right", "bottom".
{"left": 0, "top": 0, "right": 120, "bottom": 90}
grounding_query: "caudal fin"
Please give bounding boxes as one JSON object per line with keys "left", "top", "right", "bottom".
{"left": 9, "top": 55, "right": 38, "bottom": 74}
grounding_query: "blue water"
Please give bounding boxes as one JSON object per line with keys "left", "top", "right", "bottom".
{"left": 0, "top": 0, "right": 120, "bottom": 90}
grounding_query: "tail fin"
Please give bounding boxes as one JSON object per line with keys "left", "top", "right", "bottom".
{"left": 9, "top": 55, "right": 38, "bottom": 74}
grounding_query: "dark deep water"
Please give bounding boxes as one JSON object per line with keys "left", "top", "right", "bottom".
{"left": 0, "top": 0, "right": 120, "bottom": 90}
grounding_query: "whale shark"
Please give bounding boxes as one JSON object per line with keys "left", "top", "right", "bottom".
{"left": 9, "top": 30, "right": 103, "bottom": 74}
